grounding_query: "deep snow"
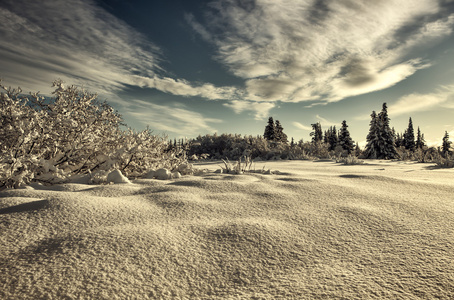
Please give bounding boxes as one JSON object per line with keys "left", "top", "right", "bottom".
{"left": 1, "top": 160, "right": 453, "bottom": 299}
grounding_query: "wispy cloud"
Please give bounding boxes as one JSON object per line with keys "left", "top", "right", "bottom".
{"left": 222, "top": 100, "right": 275, "bottom": 120}
{"left": 0, "top": 0, "right": 161, "bottom": 94}
{"left": 131, "top": 75, "right": 240, "bottom": 100}
{"left": 293, "top": 122, "right": 312, "bottom": 131}
{"left": 192, "top": 0, "right": 454, "bottom": 103}
{"left": 388, "top": 85, "right": 454, "bottom": 116}
{"left": 184, "top": 13, "right": 213, "bottom": 42}
{"left": 125, "top": 100, "right": 222, "bottom": 137}
{"left": 0, "top": 0, "right": 238, "bottom": 104}
{"left": 0, "top": 0, "right": 243, "bottom": 133}
{"left": 315, "top": 115, "right": 338, "bottom": 127}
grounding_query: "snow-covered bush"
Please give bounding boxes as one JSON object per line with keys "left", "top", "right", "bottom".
{"left": 0, "top": 80, "right": 186, "bottom": 189}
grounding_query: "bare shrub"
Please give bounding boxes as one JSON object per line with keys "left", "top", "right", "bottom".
{"left": 336, "top": 155, "right": 364, "bottom": 165}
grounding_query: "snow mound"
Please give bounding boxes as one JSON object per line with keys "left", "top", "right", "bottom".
{"left": 145, "top": 169, "right": 181, "bottom": 180}
{"left": 178, "top": 163, "right": 194, "bottom": 175}
{"left": 106, "top": 169, "right": 131, "bottom": 184}
{"left": 154, "top": 168, "right": 172, "bottom": 180}
{"left": 145, "top": 169, "right": 156, "bottom": 179}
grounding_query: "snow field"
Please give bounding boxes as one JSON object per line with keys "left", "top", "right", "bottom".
{"left": 0, "top": 160, "right": 453, "bottom": 299}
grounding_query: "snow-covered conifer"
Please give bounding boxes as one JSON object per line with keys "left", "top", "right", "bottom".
{"left": 363, "top": 111, "right": 379, "bottom": 159}
{"left": 442, "top": 131, "right": 452, "bottom": 156}
{"left": 264, "top": 117, "right": 275, "bottom": 141}
{"left": 416, "top": 127, "right": 425, "bottom": 149}
{"left": 274, "top": 120, "right": 288, "bottom": 144}
{"left": 377, "top": 103, "right": 399, "bottom": 159}
{"left": 403, "top": 117, "right": 415, "bottom": 151}
{"left": 327, "top": 126, "right": 338, "bottom": 151}
{"left": 338, "top": 120, "right": 354, "bottom": 154}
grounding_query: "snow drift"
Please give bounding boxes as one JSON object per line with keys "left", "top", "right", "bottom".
{"left": 1, "top": 160, "right": 453, "bottom": 299}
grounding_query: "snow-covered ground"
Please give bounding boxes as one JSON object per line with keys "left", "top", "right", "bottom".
{"left": 1, "top": 160, "right": 453, "bottom": 299}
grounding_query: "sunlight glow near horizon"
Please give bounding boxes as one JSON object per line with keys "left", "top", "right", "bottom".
{"left": 1, "top": 0, "right": 454, "bottom": 145}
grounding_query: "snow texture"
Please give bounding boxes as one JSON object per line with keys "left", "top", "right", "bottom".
{"left": 1, "top": 160, "right": 454, "bottom": 299}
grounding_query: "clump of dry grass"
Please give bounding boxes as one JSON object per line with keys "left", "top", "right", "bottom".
{"left": 336, "top": 155, "right": 364, "bottom": 165}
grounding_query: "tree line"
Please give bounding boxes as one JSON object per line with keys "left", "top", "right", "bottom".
{"left": 187, "top": 102, "right": 453, "bottom": 162}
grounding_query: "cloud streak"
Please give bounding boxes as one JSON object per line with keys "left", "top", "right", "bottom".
{"left": 0, "top": 0, "right": 160, "bottom": 94}
{"left": 388, "top": 85, "right": 454, "bottom": 116}
{"left": 125, "top": 100, "right": 222, "bottom": 137}
{"left": 222, "top": 100, "right": 275, "bottom": 120}
{"left": 0, "top": 0, "right": 245, "bottom": 133}
{"left": 0, "top": 0, "right": 239, "bottom": 104}
{"left": 191, "top": 0, "right": 454, "bottom": 103}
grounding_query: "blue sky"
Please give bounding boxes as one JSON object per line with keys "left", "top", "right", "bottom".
{"left": 1, "top": 0, "right": 454, "bottom": 146}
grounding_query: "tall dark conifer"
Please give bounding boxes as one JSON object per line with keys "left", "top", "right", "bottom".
{"left": 274, "top": 120, "right": 288, "bottom": 144}
{"left": 264, "top": 117, "right": 275, "bottom": 141}
{"left": 363, "top": 103, "right": 398, "bottom": 159}
{"left": 363, "top": 111, "right": 379, "bottom": 158}
{"left": 403, "top": 117, "right": 415, "bottom": 151}
{"left": 442, "top": 131, "right": 452, "bottom": 156}
{"left": 416, "top": 127, "right": 425, "bottom": 149}
{"left": 377, "top": 103, "right": 399, "bottom": 159}
{"left": 310, "top": 122, "right": 323, "bottom": 143}
{"left": 327, "top": 126, "right": 338, "bottom": 151}
{"left": 338, "top": 120, "right": 354, "bottom": 154}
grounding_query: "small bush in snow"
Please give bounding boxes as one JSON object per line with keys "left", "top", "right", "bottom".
{"left": 336, "top": 155, "right": 364, "bottom": 165}
{"left": 434, "top": 157, "right": 454, "bottom": 168}
{"left": 220, "top": 156, "right": 253, "bottom": 174}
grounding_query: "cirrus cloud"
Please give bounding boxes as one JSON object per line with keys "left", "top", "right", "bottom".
{"left": 190, "top": 0, "right": 454, "bottom": 103}
{"left": 388, "top": 85, "right": 454, "bottom": 116}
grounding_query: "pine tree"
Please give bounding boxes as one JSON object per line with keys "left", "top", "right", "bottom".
{"left": 442, "top": 131, "right": 452, "bottom": 156}
{"left": 416, "top": 127, "right": 425, "bottom": 149}
{"left": 264, "top": 117, "right": 275, "bottom": 141}
{"left": 403, "top": 117, "right": 415, "bottom": 151}
{"left": 363, "top": 111, "right": 379, "bottom": 159}
{"left": 377, "top": 103, "right": 399, "bottom": 159}
{"left": 310, "top": 122, "right": 323, "bottom": 143}
{"left": 354, "top": 142, "right": 361, "bottom": 156}
{"left": 363, "top": 103, "right": 398, "bottom": 159}
{"left": 395, "top": 132, "right": 403, "bottom": 148}
{"left": 327, "top": 126, "right": 338, "bottom": 151}
{"left": 274, "top": 120, "right": 288, "bottom": 144}
{"left": 338, "top": 120, "right": 354, "bottom": 154}
{"left": 290, "top": 137, "right": 295, "bottom": 147}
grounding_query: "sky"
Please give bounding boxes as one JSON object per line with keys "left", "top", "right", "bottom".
{"left": 1, "top": 0, "right": 454, "bottom": 146}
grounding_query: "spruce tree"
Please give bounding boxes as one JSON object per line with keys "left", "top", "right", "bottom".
{"left": 395, "top": 132, "right": 403, "bottom": 148}
{"left": 403, "top": 117, "right": 415, "bottom": 151}
{"left": 264, "top": 117, "right": 275, "bottom": 141}
{"left": 338, "top": 120, "right": 354, "bottom": 154}
{"left": 326, "top": 126, "right": 338, "bottom": 151}
{"left": 274, "top": 120, "right": 288, "bottom": 144}
{"left": 377, "top": 103, "right": 399, "bottom": 159}
{"left": 310, "top": 122, "right": 323, "bottom": 143}
{"left": 323, "top": 130, "right": 329, "bottom": 144}
{"left": 363, "top": 111, "right": 379, "bottom": 159}
{"left": 416, "top": 127, "right": 425, "bottom": 149}
{"left": 442, "top": 131, "right": 452, "bottom": 156}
